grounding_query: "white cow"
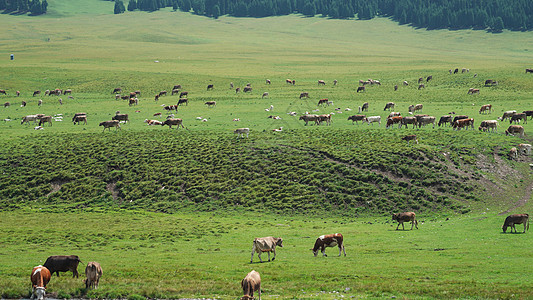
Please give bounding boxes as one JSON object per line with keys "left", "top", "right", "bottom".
{"left": 364, "top": 116, "right": 381, "bottom": 125}
{"left": 234, "top": 128, "right": 250, "bottom": 138}
{"left": 518, "top": 144, "right": 532, "bottom": 156}
{"left": 250, "top": 236, "right": 283, "bottom": 263}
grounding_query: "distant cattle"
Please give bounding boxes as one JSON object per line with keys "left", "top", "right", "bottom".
{"left": 173, "top": 84, "right": 182, "bottom": 90}
{"left": 33, "top": 90, "right": 41, "bottom": 97}
{"left": 205, "top": 101, "right": 216, "bottom": 107}
{"left": 500, "top": 110, "right": 517, "bottom": 121}
{"left": 112, "top": 88, "right": 122, "bottom": 94}
{"left": 63, "top": 89, "right": 72, "bottom": 95}
{"left": 523, "top": 110, "right": 533, "bottom": 120}
{"left": 207, "top": 84, "right": 214, "bottom": 90}
{"left": 317, "top": 114, "right": 331, "bottom": 126}
{"left": 518, "top": 143, "right": 532, "bottom": 155}
{"left": 164, "top": 105, "right": 178, "bottom": 111}
{"left": 244, "top": 86, "right": 252, "bottom": 93}
{"left": 178, "top": 98, "right": 189, "bottom": 106}
{"left": 426, "top": 75, "right": 433, "bottom": 82}
{"left": 484, "top": 79, "right": 498, "bottom": 86}
{"left": 418, "top": 116, "right": 436, "bottom": 128}
{"left": 438, "top": 115, "right": 453, "bottom": 127}
{"left": 144, "top": 119, "right": 163, "bottom": 126}
{"left": 266, "top": 79, "right": 271, "bottom": 84}
{"left": 286, "top": 79, "right": 293, "bottom": 84}
{"left": 333, "top": 79, "right": 338, "bottom": 85}
{"left": 318, "top": 98, "right": 329, "bottom": 106}
{"left": 454, "top": 68, "right": 459, "bottom": 74}
{"left": 384, "top": 102, "right": 395, "bottom": 111}
{"left": 234, "top": 127, "right": 250, "bottom": 138}
{"left": 112, "top": 114, "right": 129, "bottom": 123}
{"left": 171, "top": 89, "right": 180, "bottom": 95}
{"left": 356, "top": 86, "right": 365, "bottom": 93}
{"left": 84, "top": 262, "right": 103, "bottom": 289}
{"left": 241, "top": 270, "right": 261, "bottom": 300}
{"left": 99, "top": 120, "right": 121, "bottom": 131}
{"left": 38, "top": 116, "right": 52, "bottom": 127}
{"left": 479, "top": 104, "right": 492, "bottom": 114}
{"left": 236, "top": 87, "right": 241, "bottom": 93}
{"left": 21, "top": 114, "right": 44, "bottom": 125}
{"left": 311, "top": 233, "right": 346, "bottom": 257}
{"left": 262, "top": 92, "right": 269, "bottom": 99}
{"left": 73, "top": 114, "right": 87, "bottom": 125}
{"left": 505, "top": 125, "right": 525, "bottom": 138}
{"left": 392, "top": 212, "right": 418, "bottom": 230}
{"left": 318, "top": 80, "right": 325, "bottom": 85}
{"left": 250, "top": 236, "right": 283, "bottom": 263}
{"left": 3, "top": 102, "right": 9, "bottom": 108}
{"left": 158, "top": 91, "right": 167, "bottom": 97}
{"left": 129, "top": 98, "right": 138, "bottom": 106}
{"left": 509, "top": 147, "right": 518, "bottom": 159}
{"left": 452, "top": 115, "right": 469, "bottom": 123}
{"left": 467, "top": 88, "right": 480, "bottom": 94}
{"left": 299, "top": 114, "right": 319, "bottom": 126}
{"left": 401, "top": 116, "right": 417, "bottom": 129}
{"left": 402, "top": 135, "right": 418, "bottom": 145}
{"left": 502, "top": 214, "right": 529, "bottom": 233}
{"left": 394, "top": 85, "right": 398, "bottom": 91}
{"left": 162, "top": 118, "right": 184, "bottom": 129}
{"left": 510, "top": 113, "right": 527, "bottom": 124}
{"left": 526, "top": 68, "right": 533, "bottom": 73}
{"left": 361, "top": 102, "right": 369, "bottom": 112}
{"left": 21, "top": 101, "right": 27, "bottom": 107}
{"left": 348, "top": 115, "right": 366, "bottom": 124}
{"left": 179, "top": 91, "right": 189, "bottom": 98}
{"left": 388, "top": 112, "right": 401, "bottom": 119}
{"left": 418, "top": 77, "right": 424, "bottom": 83}
{"left": 43, "top": 255, "right": 82, "bottom": 278}
{"left": 478, "top": 120, "right": 498, "bottom": 132}
{"left": 364, "top": 116, "right": 381, "bottom": 125}
{"left": 299, "top": 92, "right": 309, "bottom": 99}
{"left": 453, "top": 118, "right": 474, "bottom": 130}
{"left": 30, "top": 265, "right": 51, "bottom": 300}
{"left": 418, "top": 84, "right": 425, "bottom": 90}
{"left": 386, "top": 116, "right": 402, "bottom": 129}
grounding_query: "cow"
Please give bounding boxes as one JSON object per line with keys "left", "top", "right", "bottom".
{"left": 403, "top": 81, "right": 409, "bottom": 86}
{"left": 479, "top": 104, "right": 492, "bottom": 114}
{"left": 21, "top": 114, "right": 43, "bottom": 125}
{"left": 348, "top": 115, "right": 366, "bottom": 124}
{"left": 33, "top": 90, "right": 41, "bottom": 97}
{"left": 510, "top": 113, "right": 527, "bottom": 124}
{"left": 73, "top": 115, "right": 87, "bottom": 125}
{"left": 402, "top": 135, "right": 418, "bottom": 145}
{"left": 234, "top": 128, "right": 250, "bottom": 138}
{"left": 509, "top": 147, "right": 518, "bottom": 159}
{"left": 4, "top": 102, "right": 9, "bottom": 108}
{"left": 235, "top": 87, "right": 241, "bottom": 93}
{"left": 265, "top": 79, "right": 271, "bottom": 85}
{"left": 38, "top": 99, "right": 43, "bottom": 106}
{"left": 452, "top": 115, "right": 469, "bottom": 123}
{"left": 438, "top": 115, "right": 453, "bottom": 127}
{"left": 122, "top": 95, "right": 130, "bottom": 100}
{"left": 518, "top": 143, "right": 532, "bottom": 155}
{"left": 523, "top": 110, "right": 533, "bottom": 120}
{"left": 44, "top": 89, "right": 50, "bottom": 96}
{"left": 38, "top": 116, "right": 52, "bottom": 127}
{"left": 158, "top": 91, "right": 167, "bottom": 97}
{"left": 205, "top": 101, "right": 216, "bottom": 107}
{"left": 241, "top": 270, "right": 261, "bottom": 300}
{"left": 286, "top": 79, "right": 293, "bottom": 84}
{"left": 454, "top": 68, "right": 459, "bottom": 74}
{"left": 171, "top": 89, "right": 180, "bottom": 95}
{"left": 418, "top": 116, "right": 436, "bottom": 129}
{"left": 361, "top": 102, "right": 369, "bottom": 112}
{"left": 364, "top": 116, "right": 381, "bottom": 125}
{"left": 318, "top": 80, "right": 326, "bottom": 85}
{"left": 484, "top": 79, "right": 498, "bottom": 86}
{"left": 144, "top": 119, "right": 163, "bottom": 126}
{"left": 317, "top": 98, "right": 329, "bottom": 106}
{"left": 311, "top": 233, "right": 346, "bottom": 257}
{"left": 177, "top": 98, "right": 188, "bottom": 106}
{"left": 162, "top": 118, "right": 184, "bottom": 129}
{"left": 43, "top": 255, "right": 82, "bottom": 278}
{"left": 356, "top": 86, "right": 365, "bottom": 93}
{"left": 299, "top": 114, "right": 318, "bottom": 126}
{"left": 526, "top": 68, "right": 533, "bottom": 74}
{"left": 502, "top": 214, "right": 529, "bottom": 233}
{"left": 317, "top": 114, "right": 331, "bottom": 126}
{"left": 401, "top": 116, "right": 417, "bottom": 129}
{"left": 386, "top": 116, "right": 402, "bottom": 129}
{"left": 394, "top": 85, "right": 398, "bottom": 91}
{"left": 453, "top": 118, "right": 474, "bottom": 130}
{"left": 414, "top": 104, "right": 423, "bottom": 112}
{"left": 128, "top": 98, "right": 138, "bottom": 106}
{"left": 505, "top": 125, "right": 525, "bottom": 138}
{"left": 262, "top": 92, "right": 269, "bottom": 99}
{"left": 250, "top": 236, "right": 283, "bottom": 263}
{"left": 333, "top": 79, "right": 338, "bottom": 85}
{"left": 99, "top": 120, "right": 121, "bottom": 132}
{"left": 30, "top": 266, "right": 51, "bottom": 300}
{"left": 418, "top": 77, "right": 424, "bottom": 84}
{"left": 63, "top": 89, "right": 72, "bottom": 95}
{"left": 418, "top": 84, "right": 425, "bottom": 90}
{"left": 112, "top": 114, "right": 129, "bottom": 123}
{"left": 179, "top": 91, "right": 188, "bottom": 98}
{"left": 112, "top": 88, "right": 122, "bottom": 94}
{"left": 426, "top": 75, "right": 433, "bottom": 82}
{"left": 468, "top": 88, "right": 480, "bottom": 94}
{"left": 392, "top": 212, "right": 418, "bottom": 230}
{"left": 244, "top": 86, "right": 253, "bottom": 93}
{"left": 384, "top": 102, "right": 395, "bottom": 111}
{"left": 500, "top": 110, "right": 517, "bottom": 121}
{"left": 164, "top": 105, "right": 178, "bottom": 112}
{"left": 479, "top": 120, "right": 498, "bottom": 132}
{"left": 84, "top": 262, "right": 103, "bottom": 289}
{"left": 299, "top": 92, "right": 309, "bottom": 99}
{"left": 173, "top": 84, "right": 182, "bottom": 90}
{"left": 388, "top": 112, "right": 401, "bottom": 119}
{"left": 21, "top": 101, "right": 27, "bottom": 107}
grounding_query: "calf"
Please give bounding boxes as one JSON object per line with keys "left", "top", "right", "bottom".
{"left": 392, "top": 212, "right": 418, "bottom": 230}
{"left": 241, "top": 270, "right": 261, "bottom": 300}
{"left": 84, "top": 262, "right": 103, "bottom": 289}
{"left": 30, "top": 266, "right": 51, "bottom": 300}
{"left": 502, "top": 214, "right": 529, "bottom": 233}
{"left": 43, "top": 255, "right": 82, "bottom": 278}
{"left": 311, "top": 233, "right": 346, "bottom": 257}
{"left": 250, "top": 236, "right": 283, "bottom": 263}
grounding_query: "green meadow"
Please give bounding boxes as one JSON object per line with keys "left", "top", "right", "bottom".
{"left": 0, "top": 1, "right": 533, "bottom": 298}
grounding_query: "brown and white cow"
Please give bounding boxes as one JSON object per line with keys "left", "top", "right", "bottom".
{"left": 392, "top": 212, "right": 418, "bottom": 230}
{"left": 38, "top": 116, "right": 53, "bottom": 127}
{"left": 317, "top": 114, "right": 332, "bottom": 126}
{"left": 384, "top": 102, "right": 395, "bottom": 111}
{"left": 317, "top": 98, "right": 329, "bottom": 106}
{"left": 453, "top": 118, "right": 474, "bottom": 130}
{"left": 502, "top": 214, "right": 529, "bottom": 233}
{"left": 518, "top": 143, "right": 532, "bottom": 155}
{"left": 30, "top": 265, "right": 51, "bottom": 300}
{"left": 99, "top": 120, "right": 121, "bottom": 132}
{"left": 162, "top": 118, "right": 184, "bottom": 129}
{"left": 250, "top": 236, "right": 283, "bottom": 263}
{"left": 318, "top": 80, "right": 326, "bottom": 85}
{"left": 244, "top": 86, "right": 253, "bottom": 93}
{"left": 43, "top": 255, "right": 82, "bottom": 278}
{"left": 500, "top": 110, "right": 517, "bottom": 121}
{"left": 171, "top": 88, "right": 180, "bottom": 95}
{"left": 311, "top": 233, "right": 346, "bottom": 257}
{"left": 386, "top": 116, "right": 402, "bottom": 129}
{"left": 164, "top": 105, "right": 178, "bottom": 112}
{"left": 478, "top": 120, "right": 498, "bottom": 132}
{"left": 479, "top": 104, "right": 492, "bottom": 114}
{"left": 505, "top": 125, "right": 525, "bottom": 138}
{"left": 241, "top": 270, "right": 261, "bottom": 300}
{"left": 84, "top": 261, "right": 103, "bottom": 289}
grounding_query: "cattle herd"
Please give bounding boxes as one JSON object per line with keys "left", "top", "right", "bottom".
{"left": 28, "top": 212, "right": 528, "bottom": 300}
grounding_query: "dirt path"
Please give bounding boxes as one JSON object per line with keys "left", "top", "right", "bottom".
{"left": 498, "top": 179, "right": 533, "bottom": 215}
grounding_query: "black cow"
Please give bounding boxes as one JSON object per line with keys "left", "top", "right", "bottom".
{"left": 43, "top": 255, "right": 82, "bottom": 278}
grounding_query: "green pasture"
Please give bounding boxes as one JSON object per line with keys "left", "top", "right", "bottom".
{"left": 1, "top": 1, "right": 533, "bottom": 298}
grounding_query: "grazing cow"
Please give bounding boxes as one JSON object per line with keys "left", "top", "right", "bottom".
{"left": 21, "top": 114, "right": 42, "bottom": 125}
{"left": 518, "top": 143, "right": 532, "bottom": 155}
{"left": 453, "top": 118, "right": 474, "bottom": 130}
{"left": 154, "top": 94, "right": 160, "bottom": 102}
{"left": 418, "top": 77, "right": 424, "bottom": 84}
{"left": 261, "top": 92, "right": 269, "bottom": 99}
{"left": 241, "top": 270, "right": 261, "bottom": 300}
{"left": 505, "top": 125, "right": 525, "bottom": 138}
{"left": 402, "top": 134, "right": 418, "bottom": 144}
{"left": 4, "top": 102, "right": 9, "bottom": 108}
{"left": 418, "top": 116, "right": 436, "bottom": 129}
{"left": 386, "top": 116, "right": 403, "bottom": 129}
{"left": 73, "top": 115, "right": 87, "bottom": 125}
{"left": 484, "top": 79, "right": 498, "bottom": 86}
{"left": 234, "top": 128, "right": 250, "bottom": 138}
{"left": 384, "top": 102, "right": 395, "bottom": 111}
{"left": 162, "top": 118, "right": 184, "bottom": 129}
{"left": 523, "top": 110, "right": 533, "bottom": 120}
{"left": 244, "top": 86, "right": 253, "bottom": 93}
{"left": 526, "top": 68, "right": 533, "bottom": 73}
{"left": 426, "top": 75, "right": 433, "bottom": 82}
{"left": 311, "top": 233, "right": 346, "bottom": 257}
{"left": 250, "top": 236, "right": 283, "bottom": 263}
{"left": 52, "top": 89, "right": 62, "bottom": 96}
{"left": 112, "top": 88, "right": 122, "bottom": 94}
{"left": 452, "top": 115, "right": 469, "bottom": 123}
{"left": 318, "top": 80, "right": 326, "bottom": 85}
{"left": 510, "top": 113, "right": 527, "bottom": 124}
{"left": 418, "top": 84, "right": 425, "bottom": 90}
{"left": 403, "top": 81, "right": 409, "bottom": 86}
{"left": 317, "top": 114, "right": 331, "bottom": 126}
{"left": 317, "top": 98, "right": 329, "bottom": 106}
{"left": 401, "top": 116, "right": 417, "bottom": 129}
{"left": 235, "top": 87, "right": 241, "bottom": 93}
{"left": 134, "top": 90, "right": 141, "bottom": 96}
{"left": 453, "top": 68, "right": 459, "bottom": 74}
{"left": 171, "top": 89, "right": 180, "bottom": 95}
{"left": 179, "top": 91, "right": 189, "bottom": 98}
{"left": 478, "top": 120, "right": 498, "bottom": 132}
{"left": 207, "top": 84, "right": 214, "bottom": 90}
{"left": 502, "top": 214, "right": 529, "bottom": 233}
{"left": 299, "top": 114, "right": 319, "bottom": 126}
{"left": 32, "top": 90, "right": 41, "bottom": 97}
{"left": 121, "top": 95, "right": 130, "bottom": 100}
{"left": 333, "top": 79, "right": 338, "bottom": 85}
{"left": 99, "top": 120, "right": 120, "bottom": 131}
{"left": 44, "top": 89, "right": 50, "bottom": 96}
{"left": 112, "top": 114, "right": 129, "bottom": 123}
{"left": 361, "top": 102, "right": 368, "bottom": 112}
{"left": 509, "top": 147, "right": 518, "bottom": 159}
{"left": 286, "top": 79, "right": 293, "bottom": 84}
{"left": 462, "top": 68, "right": 468, "bottom": 73}
{"left": 364, "top": 116, "right": 381, "bottom": 125}
{"left": 128, "top": 98, "right": 138, "bottom": 106}
{"left": 63, "top": 89, "right": 72, "bottom": 95}
{"left": 153, "top": 112, "right": 162, "bottom": 117}
{"left": 21, "top": 101, "right": 27, "bottom": 107}
{"left": 84, "top": 262, "right": 103, "bottom": 289}
{"left": 468, "top": 88, "right": 480, "bottom": 94}
{"left": 72, "top": 112, "right": 88, "bottom": 121}
{"left": 299, "top": 92, "right": 309, "bottom": 99}
{"left": 348, "top": 115, "right": 366, "bottom": 124}
{"left": 266, "top": 79, "right": 271, "bottom": 84}
{"left": 500, "top": 110, "right": 517, "bottom": 121}
{"left": 356, "top": 86, "right": 365, "bottom": 93}
{"left": 38, "top": 99, "right": 43, "bottom": 106}
{"left": 115, "top": 94, "right": 121, "bottom": 100}
{"left": 394, "top": 85, "right": 398, "bottom": 91}
{"left": 30, "top": 266, "right": 51, "bottom": 300}
{"left": 479, "top": 104, "right": 492, "bottom": 114}
{"left": 408, "top": 105, "right": 414, "bottom": 113}
{"left": 173, "top": 84, "right": 182, "bottom": 90}
{"left": 43, "top": 255, "right": 82, "bottom": 278}
{"left": 438, "top": 115, "right": 453, "bottom": 127}
{"left": 178, "top": 98, "right": 189, "bottom": 106}
{"left": 164, "top": 105, "right": 178, "bottom": 112}
{"left": 392, "top": 212, "right": 418, "bottom": 230}
{"left": 414, "top": 104, "right": 423, "bottom": 112}
{"left": 205, "top": 101, "right": 216, "bottom": 107}
{"left": 38, "top": 116, "right": 52, "bottom": 127}
{"left": 388, "top": 112, "right": 401, "bottom": 119}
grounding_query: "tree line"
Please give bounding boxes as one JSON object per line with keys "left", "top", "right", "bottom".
{"left": 0, "top": 0, "right": 47, "bottom": 15}
{"left": 113, "top": 0, "right": 533, "bottom": 32}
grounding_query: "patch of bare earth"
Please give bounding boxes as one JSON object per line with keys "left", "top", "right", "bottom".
{"left": 106, "top": 182, "right": 120, "bottom": 202}
{"left": 45, "top": 181, "right": 65, "bottom": 197}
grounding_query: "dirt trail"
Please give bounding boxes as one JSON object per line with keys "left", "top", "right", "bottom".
{"left": 499, "top": 179, "right": 533, "bottom": 215}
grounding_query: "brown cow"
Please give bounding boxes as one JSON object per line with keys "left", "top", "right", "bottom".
{"left": 384, "top": 102, "right": 395, "bottom": 111}
{"left": 178, "top": 98, "right": 189, "bottom": 106}
{"left": 241, "top": 270, "right": 261, "bottom": 300}
{"left": 33, "top": 90, "right": 41, "bottom": 97}
{"left": 502, "top": 214, "right": 529, "bottom": 233}
{"left": 0, "top": 89, "right": 8, "bottom": 95}
{"left": 299, "top": 114, "right": 318, "bottom": 126}
{"left": 286, "top": 79, "right": 293, "bottom": 84}
{"left": 162, "top": 118, "right": 184, "bottom": 129}
{"left": 84, "top": 261, "right": 103, "bottom": 289}
{"left": 158, "top": 90, "right": 167, "bottom": 97}
{"left": 348, "top": 115, "right": 366, "bottom": 124}
{"left": 418, "top": 84, "right": 425, "bottom": 89}
{"left": 317, "top": 114, "right": 331, "bottom": 126}
{"left": 453, "top": 118, "right": 474, "bottom": 130}
{"left": 38, "top": 116, "right": 52, "bottom": 127}
{"left": 112, "top": 88, "right": 122, "bottom": 94}
{"left": 173, "top": 84, "right": 182, "bottom": 90}
{"left": 523, "top": 110, "right": 533, "bottom": 120}
{"left": 418, "top": 116, "right": 436, "bottom": 129}
{"left": 205, "top": 101, "right": 216, "bottom": 107}
{"left": 402, "top": 135, "right": 418, "bottom": 145}
{"left": 392, "top": 212, "right": 418, "bottom": 230}
{"left": 468, "top": 88, "right": 480, "bottom": 94}
{"left": 318, "top": 80, "right": 325, "bottom": 85}
{"left": 311, "top": 233, "right": 346, "bottom": 257}
{"left": 171, "top": 88, "right": 180, "bottom": 95}
{"left": 250, "top": 236, "right": 283, "bottom": 263}
{"left": 356, "top": 86, "right": 365, "bottom": 93}
{"left": 510, "top": 113, "right": 527, "bottom": 124}
{"left": 99, "top": 120, "right": 121, "bottom": 132}
{"left": 128, "top": 98, "right": 138, "bottom": 106}
{"left": 479, "top": 104, "right": 492, "bottom": 114}
{"left": 73, "top": 115, "right": 87, "bottom": 125}
{"left": 112, "top": 113, "right": 129, "bottom": 123}
{"left": 30, "top": 265, "right": 51, "bottom": 300}
{"left": 401, "top": 116, "right": 417, "bottom": 129}
{"left": 43, "top": 255, "right": 82, "bottom": 278}
{"left": 505, "top": 125, "right": 525, "bottom": 138}
{"left": 386, "top": 116, "right": 402, "bottom": 129}
{"left": 299, "top": 92, "right": 309, "bottom": 99}
{"left": 317, "top": 98, "right": 329, "bottom": 106}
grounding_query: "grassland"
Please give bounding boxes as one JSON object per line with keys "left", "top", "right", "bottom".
{"left": 1, "top": 1, "right": 533, "bottom": 298}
